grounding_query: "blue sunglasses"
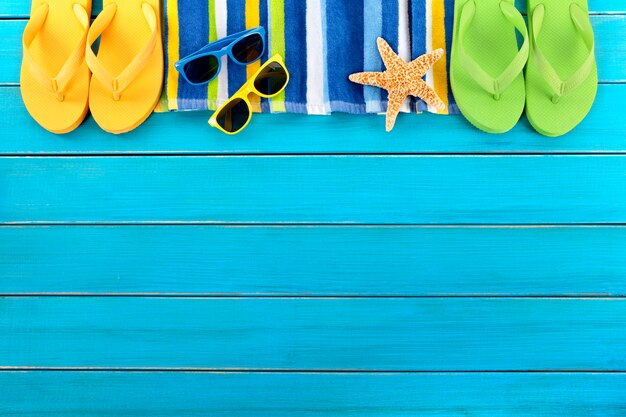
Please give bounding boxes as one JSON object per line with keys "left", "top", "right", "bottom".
{"left": 174, "top": 27, "right": 266, "bottom": 86}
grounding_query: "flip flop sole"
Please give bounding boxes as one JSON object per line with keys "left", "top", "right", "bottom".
{"left": 526, "top": 0, "right": 597, "bottom": 137}
{"left": 89, "top": 0, "right": 164, "bottom": 135}
{"left": 451, "top": 0, "right": 526, "bottom": 134}
{"left": 20, "top": 0, "right": 92, "bottom": 134}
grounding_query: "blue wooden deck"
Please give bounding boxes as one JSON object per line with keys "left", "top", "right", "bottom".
{"left": 1, "top": 2, "right": 626, "bottom": 415}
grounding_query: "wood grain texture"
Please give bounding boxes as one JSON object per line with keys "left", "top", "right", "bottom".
{"left": 2, "top": 15, "right": 625, "bottom": 85}
{"left": 2, "top": 4, "right": 626, "bottom": 415}
{"left": 1, "top": 85, "right": 625, "bottom": 155}
{"left": 1, "top": 155, "right": 625, "bottom": 224}
{"left": 2, "top": 226, "right": 626, "bottom": 296}
{"left": 0, "top": 1, "right": 105, "bottom": 17}
{"left": 2, "top": 371, "right": 626, "bottom": 416}
{"left": 2, "top": 297, "right": 626, "bottom": 370}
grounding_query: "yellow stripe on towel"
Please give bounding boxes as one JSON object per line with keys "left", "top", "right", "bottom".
{"left": 208, "top": 0, "right": 218, "bottom": 110}
{"left": 431, "top": 0, "right": 449, "bottom": 114}
{"left": 166, "top": 0, "right": 180, "bottom": 111}
{"left": 268, "top": 0, "right": 286, "bottom": 113}
{"left": 246, "top": 0, "right": 262, "bottom": 113}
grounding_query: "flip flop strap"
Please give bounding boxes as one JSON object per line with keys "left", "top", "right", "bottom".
{"left": 457, "top": 0, "right": 529, "bottom": 100}
{"left": 22, "top": 3, "right": 90, "bottom": 101}
{"left": 530, "top": 4, "right": 595, "bottom": 103}
{"left": 86, "top": 3, "right": 158, "bottom": 101}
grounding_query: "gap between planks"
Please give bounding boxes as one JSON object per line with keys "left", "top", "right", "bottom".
{"left": 4, "top": 151, "right": 626, "bottom": 156}
{"left": 4, "top": 222, "right": 626, "bottom": 226}
{"left": 0, "top": 295, "right": 623, "bottom": 299}
{"left": 0, "top": 294, "right": 624, "bottom": 298}
{"left": 2, "top": 368, "right": 626, "bottom": 374}
{"left": 3, "top": 153, "right": 626, "bottom": 158}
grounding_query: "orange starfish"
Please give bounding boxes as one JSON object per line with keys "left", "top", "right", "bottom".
{"left": 349, "top": 37, "right": 446, "bottom": 132}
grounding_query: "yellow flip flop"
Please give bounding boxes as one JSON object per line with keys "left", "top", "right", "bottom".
{"left": 21, "top": 0, "right": 92, "bottom": 134}
{"left": 86, "top": 0, "right": 164, "bottom": 134}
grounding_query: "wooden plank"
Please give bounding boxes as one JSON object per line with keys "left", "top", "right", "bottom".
{"left": 2, "top": 226, "right": 626, "bottom": 296}
{"left": 2, "top": 297, "right": 626, "bottom": 369}
{"left": 1, "top": 371, "right": 626, "bottom": 416}
{"left": 1, "top": 155, "right": 625, "bottom": 224}
{"left": 517, "top": 1, "right": 626, "bottom": 13}
{"left": 1, "top": 84, "right": 625, "bottom": 155}
{"left": 2, "top": 0, "right": 625, "bottom": 17}
{"left": 2, "top": 16, "right": 626, "bottom": 84}
{"left": 0, "top": 1, "right": 104, "bottom": 17}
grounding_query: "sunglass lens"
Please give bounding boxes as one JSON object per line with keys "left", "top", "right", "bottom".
{"left": 184, "top": 55, "right": 219, "bottom": 84}
{"left": 215, "top": 98, "right": 251, "bottom": 133}
{"left": 232, "top": 33, "right": 264, "bottom": 64}
{"left": 254, "top": 62, "right": 288, "bottom": 96}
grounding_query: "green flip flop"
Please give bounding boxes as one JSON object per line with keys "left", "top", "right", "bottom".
{"left": 451, "top": 0, "right": 529, "bottom": 134}
{"left": 526, "top": 0, "right": 597, "bottom": 137}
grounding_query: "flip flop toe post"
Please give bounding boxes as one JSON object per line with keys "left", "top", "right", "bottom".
{"left": 87, "top": 0, "right": 164, "bottom": 134}
{"left": 526, "top": 0, "right": 597, "bottom": 137}
{"left": 451, "top": 0, "right": 529, "bottom": 134}
{"left": 21, "top": 0, "right": 92, "bottom": 134}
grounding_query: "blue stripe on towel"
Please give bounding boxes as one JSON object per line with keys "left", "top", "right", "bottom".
{"left": 283, "top": 0, "right": 307, "bottom": 113}
{"left": 364, "top": 0, "right": 383, "bottom": 113}
{"left": 411, "top": 1, "right": 426, "bottom": 58}
{"left": 226, "top": 0, "right": 247, "bottom": 97}
{"left": 325, "top": 0, "right": 365, "bottom": 113}
{"left": 382, "top": 0, "right": 399, "bottom": 51}
{"left": 177, "top": 0, "right": 209, "bottom": 111}
{"left": 381, "top": 0, "right": 400, "bottom": 112}
{"left": 411, "top": 0, "right": 427, "bottom": 112}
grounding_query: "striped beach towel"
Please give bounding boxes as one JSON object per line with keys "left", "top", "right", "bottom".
{"left": 161, "top": 0, "right": 458, "bottom": 115}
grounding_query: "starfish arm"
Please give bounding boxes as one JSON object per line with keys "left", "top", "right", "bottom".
{"left": 411, "top": 79, "right": 446, "bottom": 111}
{"left": 409, "top": 48, "right": 445, "bottom": 76}
{"left": 377, "top": 37, "right": 405, "bottom": 71}
{"left": 385, "top": 90, "right": 408, "bottom": 132}
{"left": 349, "top": 71, "right": 388, "bottom": 89}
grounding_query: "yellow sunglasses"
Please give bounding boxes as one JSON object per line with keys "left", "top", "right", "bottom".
{"left": 209, "top": 54, "right": 290, "bottom": 134}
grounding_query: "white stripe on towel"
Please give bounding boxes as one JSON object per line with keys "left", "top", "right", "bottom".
{"left": 306, "top": 0, "right": 329, "bottom": 115}
{"left": 398, "top": 0, "right": 411, "bottom": 113}
{"left": 215, "top": 0, "right": 229, "bottom": 107}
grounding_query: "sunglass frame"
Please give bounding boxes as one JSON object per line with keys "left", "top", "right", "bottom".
{"left": 174, "top": 26, "right": 266, "bottom": 85}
